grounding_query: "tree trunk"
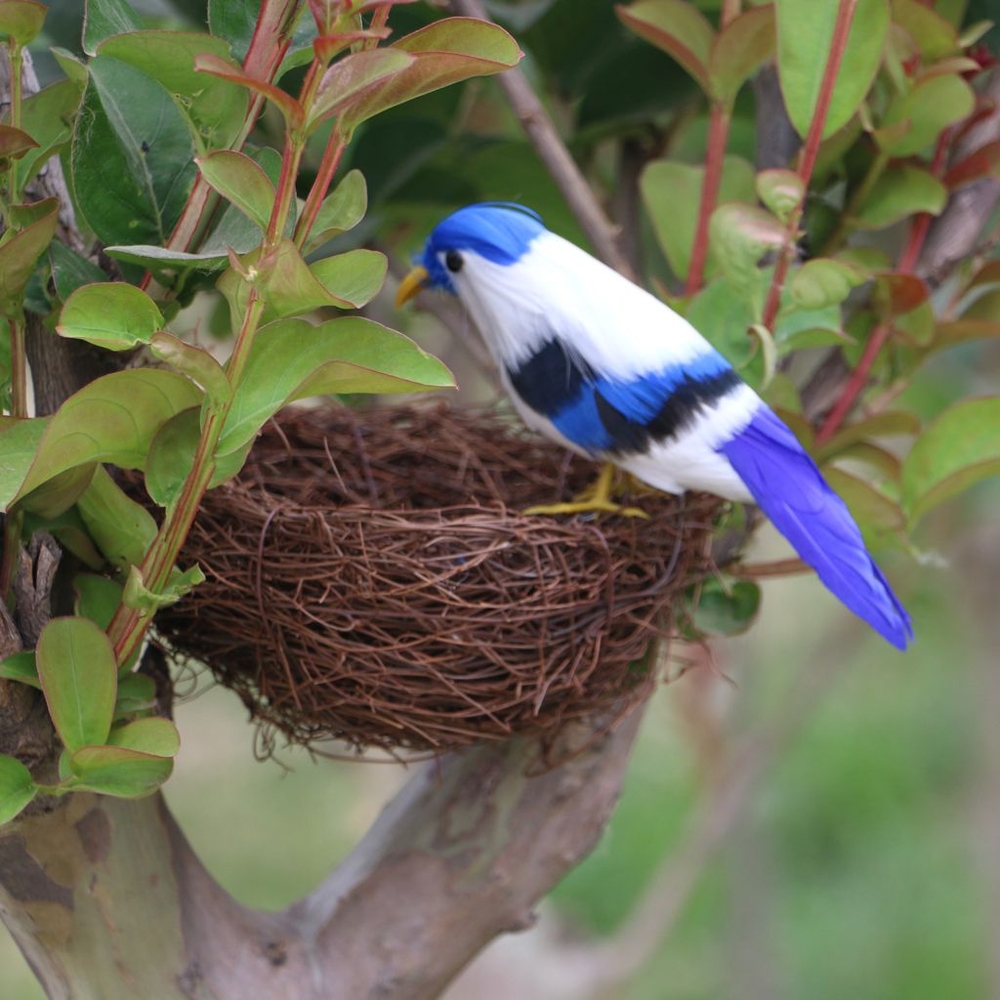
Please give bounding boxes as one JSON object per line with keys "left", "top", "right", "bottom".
{"left": 0, "top": 708, "right": 643, "bottom": 999}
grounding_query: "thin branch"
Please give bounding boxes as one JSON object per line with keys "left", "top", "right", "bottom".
{"left": 449, "top": 0, "right": 634, "bottom": 279}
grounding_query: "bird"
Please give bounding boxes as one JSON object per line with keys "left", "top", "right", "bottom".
{"left": 396, "top": 202, "right": 912, "bottom": 650}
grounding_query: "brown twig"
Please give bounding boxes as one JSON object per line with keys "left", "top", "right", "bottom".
{"left": 449, "top": 0, "right": 634, "bottom": 279}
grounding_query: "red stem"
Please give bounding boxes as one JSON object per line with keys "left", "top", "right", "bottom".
{"left": 814, "top": 322, "right": 891, "bottom": 445}
{"left": 685, "top": 0, "right": 740, "bottom": 294}
{"left": 686, "top": 103, "right": 731, "bottom": 295}
{"left": 761, "top": 0, "right": 859, "bottom": 330}
{"left": 816, "top": 128, "right": 954, "bottom": 444}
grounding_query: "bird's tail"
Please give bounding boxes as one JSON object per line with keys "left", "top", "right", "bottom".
{"left": 720, "top": 407, "right": 913, "bottom": 650}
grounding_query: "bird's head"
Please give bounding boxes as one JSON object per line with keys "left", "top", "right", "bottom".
{"left": 395, "top": 202, "right": 545, "bottom": 306}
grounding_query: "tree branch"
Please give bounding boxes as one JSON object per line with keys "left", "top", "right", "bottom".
{"left": 1, "top": 704, "right": 646, "bottom": 999}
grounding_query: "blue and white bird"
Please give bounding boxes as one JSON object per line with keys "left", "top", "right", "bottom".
{"left": 396, "top": 203, "right": 912, "bottom": 650}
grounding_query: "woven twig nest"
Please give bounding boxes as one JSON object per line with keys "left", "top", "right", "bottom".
{"left": 154, "top": 403, "right": 722, "bottom": 754}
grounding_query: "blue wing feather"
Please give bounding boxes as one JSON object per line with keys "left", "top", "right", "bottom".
{"left": 720, "top": 408, "right": 912, "bottom": 649}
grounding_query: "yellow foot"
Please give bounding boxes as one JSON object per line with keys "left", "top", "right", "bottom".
{"left": 524, "top": 463, "right": 650, "bottom": 519}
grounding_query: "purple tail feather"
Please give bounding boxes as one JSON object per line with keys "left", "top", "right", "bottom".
{"left": 720, "top": 407, "right": 912, "bottom": 650}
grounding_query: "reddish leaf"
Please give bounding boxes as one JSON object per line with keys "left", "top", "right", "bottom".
{"left": 708, "top": 5, "right": 776, "bottom": 104}
{"left": 309, "top": 48, "right": 414, "bottom": 132}
{"left": 943, "top": 138, "right": 1000, "bottom": 189}
{"left": 314, "top": 28, "right": 392, "bottom": 63}
{"left": 0, "top": 124, "right": 37, "bottom": 160}
{"left": 616, "top": 0, "right": 714, "bottom": 94}
{"left": 337, "top": 18, "right": 521, "bottom": 129}
{"left": 194, "top": 52, "right": 304, "bottom": 127}
{"left": 873, "top": 271, "right": 928, "bottom": 317}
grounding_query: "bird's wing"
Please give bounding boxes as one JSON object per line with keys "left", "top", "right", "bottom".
{"left": 719, "top": 407, "right": 912, "bottom": 649}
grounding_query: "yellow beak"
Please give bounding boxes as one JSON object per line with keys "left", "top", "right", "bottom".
{"left": 395, "top": 265, "right": 430, "bottom": 307}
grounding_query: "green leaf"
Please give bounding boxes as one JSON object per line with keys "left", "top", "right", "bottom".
{"left": 902, "top": 397, "right": 1000, "bottom": 524}
{"left": 107, "top": 717, "right": 179, "bottom": 757}
{"left": 225, "top": 240, "right": 385, "bottom": 322}
{"left": 123, "top": 562, "right": 203, "bottom": 615}
{"left": 11, "top": 370, "right": 203, "bottom": 507}
{"left": 616, "top": 0, "right": 714, "bottom": 94}
{"left": 878, "top": 73, "right": 974, "bottom": 155}
{"left": 0, "top": 416, "right": 48, "bottom": 512}
{"left": 114, "top": 673, "right": 156, "bottom": 719}
{"left": 0, "top": 651, "right": 39, "bottom": 688}
{"left": 824, "top": 467, "right": 905, "bottom": 537}
{"left": 98, "top": 31, "right": 249, "bottom": 149}
{"left": 36, "top": 616, "right": 117, "bottom": 753}
{"left": 776, "top": 0, "right": 889, "bottom": 140}
{"left": 0, "top": 1, "right": 46, "bottom": 46}
{"left": 684, "top": 277, "right": 758, "bottom": 370}
{"left": 755, "top": 169, "right": 804, "bottom": 224}
{"left": 0, "top": 199, "right": 58, "bottom": 316}
{"left": 817, "top": 410, "right": 921, "bottom": 459}
{"left": 82, "top": 0, "right": 143, "bottom": 56}
{"left": 72, "top": 55, "right": 198, "bottom": 247}
{"left": 641, "top": 155, "right": 756, "bottom": 282}
{"left": 853, "top": 165, "right": 947, "bottom": 228}
{"left": 218, "top": 317, "right": 454, "bottom": 456}
{"left": 708, "top": 5, "right": 776, "bottom": 105}
{"left": 790, "top": 258, "right": 866, "bottom": 309}
{"left": 685, "top": 577, "right": 760, "bottom": 636}
{"left": 146, "top": 407, "right": 249, "bottom": 508}
{"left": 308, "top": 48, "right": 416, "bottom": 132}
{"left": 74, "top": 573, "right": 124, "bottom": 631}
{"left": 57, "top": 282, "right": 164, "bottom": 351}
{"left": 338, "top": 17, "right": 522, "bottom": 129}
{"left": 68, "top": 745, "right": 172, "bottom": 798}
{"left": 709, "top": 202, "right": 786, "bottom": 302}
{"left": 302, "top": 169, "right": 367, "bottom": 253}
{"left": 76, "top": 465, "right": 158, "bottom": 571}
{"left": 310, "top": 249, "right": 388, "bottom": 309}
{"left": 19, "top": 464, "right": 97, "bottom": 520}
{"left": 150, "top": 333, "right": 231, "bottom": 402}
{"left": 207, "top": 0, "right": 256, "bottom": 61}
{"left": 0, "top": 755, "right": 37, "bottom": 825}
{"left": 199, "top": 147, "right": 283, "bottom": 257}
{"left": 890, "top": 0, "right": 961, "bottom": 61}
{"left": 49, "top": 242, "right": 107, "bottom": 303}
{"left": 104, "top": 244, "right": 229, "bottom": 275}
{"left": 16, "top": 79, "right": 84, "bottom": 192}
{"left": 197, "top": 150, "right": 274, "bottom": 230}
{"left": 774, "top": 298, "right": 846, "bottom": 352}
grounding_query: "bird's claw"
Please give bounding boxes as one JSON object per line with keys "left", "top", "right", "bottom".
{"left": 525, "top": 463, "right": 650, "bottom": 519}
{"left": 524, "top": 499, "right": 650, "bottom": 519}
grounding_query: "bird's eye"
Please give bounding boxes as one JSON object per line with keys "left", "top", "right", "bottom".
{"left": 445, "top": 249, "right": 463, "bottom": 273}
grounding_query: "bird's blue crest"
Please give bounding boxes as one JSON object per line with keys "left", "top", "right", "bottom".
{"left": 419, "top": 203, "right": 545, "bottom": 292}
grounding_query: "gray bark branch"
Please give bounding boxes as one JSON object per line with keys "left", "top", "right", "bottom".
{"left": 1, "top": 708, "right": 645, "bottom": 999}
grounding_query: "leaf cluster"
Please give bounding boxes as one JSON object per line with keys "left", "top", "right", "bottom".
{"left": 0, "top": 0, "right": 519, "bottom": 821}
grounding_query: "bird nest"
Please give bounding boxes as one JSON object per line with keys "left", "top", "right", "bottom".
{"left": 153, "top": 403, "right": 723, "bottom": 755}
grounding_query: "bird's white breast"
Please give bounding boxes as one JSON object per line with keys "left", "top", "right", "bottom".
{"left": 448, "top": 231, "right": 719, "bottom": 375}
